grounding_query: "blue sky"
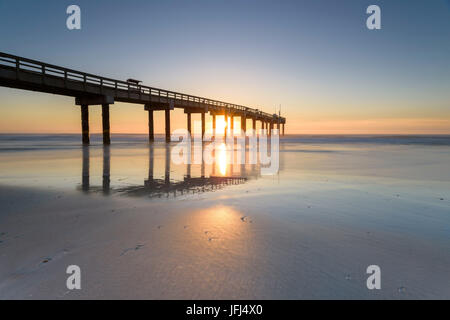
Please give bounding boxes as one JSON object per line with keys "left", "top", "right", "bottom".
{"left": 0, "top": 0, "right": 449, "bottom": 133}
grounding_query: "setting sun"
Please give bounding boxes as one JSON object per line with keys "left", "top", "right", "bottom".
{"left": 215, "top": 116, "right": 228, "bottom": 135}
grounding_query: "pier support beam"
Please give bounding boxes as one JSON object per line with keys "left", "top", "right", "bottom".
{"left": 76, "top": 95, "right": 114, "bottom": 145}
{"left": 212, "top": 114, "right": 216, "bottom": 136}
{"left": 252, "top": 118, "right": 256, "bottom": 131}
{"left": 224, "top": 110, "right": 228, "bottom": 138}
{"left": 201, "top": 112, "right": 205, "bottom": 139}
{"left": 165, "top": 108, "right": 171, "bottom": 143}
{"left": 148, "top": 110, "right": 154, "bottom": 142}
{"left": 187, "top": 112, "right": 192, "bottom": 137}
{"left": 241, "top": 115, "right": 246, "bottom": 133}
{"left": 102, "top": 104, "right": 110, "bottom": 145}
{"left": 282, "top": 123, "right": 285, "bottom": 136}
{"left": 81, "top": 105, "right": 89, "bottom": 145}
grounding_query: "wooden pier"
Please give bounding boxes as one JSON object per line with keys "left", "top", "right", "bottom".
{"left": 0, "top": 52, "right": 286, "bottom": 144}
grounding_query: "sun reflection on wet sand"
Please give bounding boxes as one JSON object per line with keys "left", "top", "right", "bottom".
{"left": 185, "top": 205, "right": 251, "bottom": 257}
{"left": 217, "top": 143, "right": 227, "bottom": 176}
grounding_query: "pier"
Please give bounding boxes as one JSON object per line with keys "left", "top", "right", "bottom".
{"left": 0, "top": 52, "right": 286, "bottom": 144}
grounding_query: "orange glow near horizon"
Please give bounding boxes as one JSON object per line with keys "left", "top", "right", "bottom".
{"left": 0, "top": 89, "right": 450, "bottom": 135}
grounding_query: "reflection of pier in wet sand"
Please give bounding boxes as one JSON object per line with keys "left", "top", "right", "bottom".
{"left": 79, "top": 143, "right": 261, "bottom": 198}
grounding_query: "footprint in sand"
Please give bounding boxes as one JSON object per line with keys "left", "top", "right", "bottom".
{"left": 345, "top": 274, "right": 352, "bottom": 281}
{"left": 240, "top": 216, "right": 253, "bottom": 223}
{"left": 397, "top": 286, "right": 406, "bottom": 293}
{"left": 121, "top": 244, "right": 144, "bottom": 256}
{"left": 157, "top": 225, "right": 163, "bottom": 229}
{"left": 39, "top": 249, "right": 69, "bottom": 266}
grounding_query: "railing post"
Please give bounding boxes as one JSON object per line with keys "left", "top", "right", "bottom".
{"left": 15, "top": 57, "right": 19, "bottom": 80}
{"left": 41, "top": 65, "right": 45, "bottom": 85}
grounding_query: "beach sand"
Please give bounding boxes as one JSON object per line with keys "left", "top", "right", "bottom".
{"left": 0, "top": 135, "right": 449, "bottom": 299}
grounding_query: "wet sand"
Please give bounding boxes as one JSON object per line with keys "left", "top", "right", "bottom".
{"left": 0, "top": 135, "right": 449, "bottom": 299}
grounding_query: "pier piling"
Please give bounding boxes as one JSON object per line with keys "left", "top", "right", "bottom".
{"left": 201, "top": 111, "right": 205, "bottom": 139}
{"left": 148, "top": 109, "right": 154, "bottom": 142}
{"left": 81, "top": 105, "right": 89, "bottom": 145}
{"left": 165, "top": 108, "right": 171, "bottom": 143}
{"left": 187, "top": 112, "right": 192, "bottom": 137}
{"left": 102, "top": 104, "right": 110, "bottom": 145}
{"left": 241, "top": 115, "right": 246, "bottom": 133}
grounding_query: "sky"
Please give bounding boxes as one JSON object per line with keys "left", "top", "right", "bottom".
{"left": 0, "top": 0, "right": 449, "bottom": 134}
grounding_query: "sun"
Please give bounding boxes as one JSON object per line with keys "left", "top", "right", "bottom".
{"left": 216, "top": 116, "right": 228, "bottom": 134}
